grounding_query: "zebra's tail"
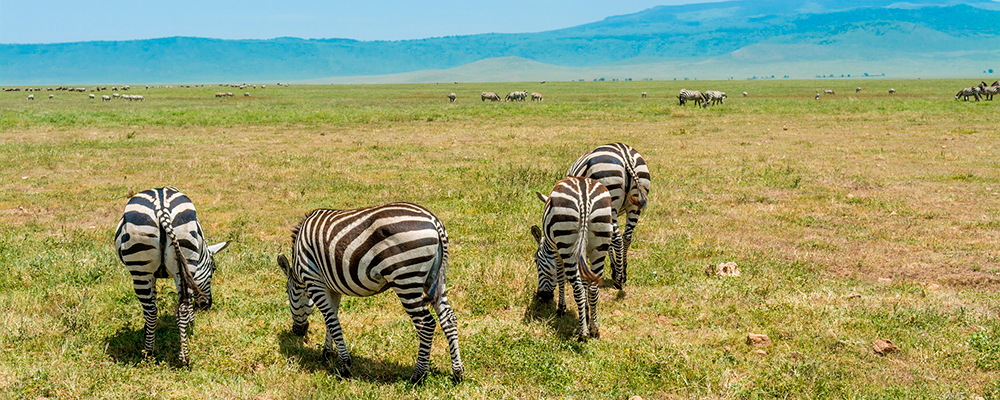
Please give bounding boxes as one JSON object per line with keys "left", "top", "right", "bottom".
{"left": 575, "top": 219, "right": 602, "bottom": 286}
{"left": 156, "top": 198, "right": 208, "bottom": 304}
{"left": 422, "top": 219, "right": 449, "bottom": 307}
{"left": 622, "top": 151, "right": 648, "bottom": 209}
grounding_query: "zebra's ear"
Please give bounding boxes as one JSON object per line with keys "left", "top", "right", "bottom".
{"left": 208, "top": 241, "right": 230, "bottom": 254}
{"left": 530, "top": 225, "right": 543, "bottom": 243}
{"left": 277, "top": 253, "right": 290, "bottom": 276}
{"left": 534, "top": 191, "right": 548, "bottom": 204}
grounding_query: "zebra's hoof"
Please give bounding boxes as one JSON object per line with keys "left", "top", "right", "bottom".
{"left": 337, "top": 365, "right": 352, "bottom": 378}
{"left": 292, "top": 322, "right": 309, "bottom": 336}
{"left": 410, "top": 370, "right": 428, "bottom": 384}
{"left": 591, "top": 329, "right": 600, "bottom": 339}
{"left": 556, "top": 307, "right": 566, "bottom": 317}
{"left": 322, "top": 348, "right": 335, "bottom": 362}
{"left": 577, "top": 335, "right": 589, "bottom": 343}
{"left": 451, "top": 369, "right": 464, "bottom": 384}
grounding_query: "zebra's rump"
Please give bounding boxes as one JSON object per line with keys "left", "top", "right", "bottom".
{"left": 291, "top": 202, "right": 447, "bottom": 298}
{"left": 567, "top": 143, "right": 651, "bottom": 215}
{"left": 114, "top": 187, "right": 207, "bottom": 277}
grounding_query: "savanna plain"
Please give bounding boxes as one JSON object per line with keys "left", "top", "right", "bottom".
{"left": 1, "top": 79, "right": 999, "bottom": 399}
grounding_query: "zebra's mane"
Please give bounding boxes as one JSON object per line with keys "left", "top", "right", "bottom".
{"left": 290, "top": 210, "right": 316, "bottom": 245}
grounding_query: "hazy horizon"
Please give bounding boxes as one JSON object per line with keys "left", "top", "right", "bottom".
{"left": 0, "top": 0, "right": 728, "bottom": 45}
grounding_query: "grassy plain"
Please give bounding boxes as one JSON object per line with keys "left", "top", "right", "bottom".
{"left": 1, "top": 79, "right": 999, "bottom": 399}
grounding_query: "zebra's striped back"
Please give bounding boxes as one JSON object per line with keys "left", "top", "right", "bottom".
{"left": 566, "top": 143, "right": 650, "bottom": 289}
{"left": 532, "top": 177, "right": 613, "bottom": 341}
{"left": 278, "top": 202, "right": 464, "bottom": 382}
{"left": 678, "top": 89, "right": 705, "bottom": 106}
{"left": 113, "top": 186, "right": 229, "bottom": 365}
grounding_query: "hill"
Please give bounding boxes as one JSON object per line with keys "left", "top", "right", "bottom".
{"left": 3, "top": 0, "right": 1000, "bottom": 84}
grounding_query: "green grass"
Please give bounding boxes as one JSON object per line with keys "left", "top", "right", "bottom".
{"left": 1, "top": 79, "right": 999, "bottom": 399}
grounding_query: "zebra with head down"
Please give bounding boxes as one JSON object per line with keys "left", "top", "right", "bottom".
{"left": 956, "top": 86, "right": 982, "bottom": 101}
{"left": 677, "top": 89, "right": 705, "bottom": 106}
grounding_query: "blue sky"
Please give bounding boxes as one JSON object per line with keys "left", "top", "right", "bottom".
{"left": 0, "top": 0, "right": 723, "bottom": 44}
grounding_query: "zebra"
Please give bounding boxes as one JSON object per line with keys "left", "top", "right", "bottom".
{"left": 26, "top": 94, "right": 34, "bottom": 100}
{"left": 565, "top": 143, "right": 650, "bottom": 290}
{"left": 888, "top": 88, "right": 896, "bottom": 94}
{"left": 89, "top": 94, "right": 95, "bottom": 99}
{"left": 978, "top": 81, "right": 999, "bottom": 101}
{"left": 677, "top": 89, "right": 705, "bottom": 106}
{"left": 641, "top": 91, "right": 647, "bottom": 98}
{"left": 448, "top": 92, "right": 457, "bottom": 102}
{"left": 113, "top": 187, "right": 229, "bottom": 366}
{"left": 703, "top": 90, "right": 726, "bottom": 106}
{"left": 530, "top": 176, "right": 613, "bottom": 342}
{"left": 856, "top": 87, "right": 862, "bottom": 93}
{"left": 276, "top": 203, "right": 464, "bottom": 383}
{"left": 531, "top": 92, "right": 543, "bottom": 101}
{"left": 742, "top": 91, "right": 748, "bottom": 97}
{"left": 956, "top": 86, "right": 981, "bottom": 101}
{"left": 481, "top": 91, "right": 501, "bottom": 102}
{"left": 824, "top": 89, "right": 835, "bottom": 95}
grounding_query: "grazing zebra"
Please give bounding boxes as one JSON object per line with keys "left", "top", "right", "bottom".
{"left": 102, "top": 95, "right": 111, "bottom": 101}
{"left": 856, "top": 87, "right": 862, "bottom": 93}
{"left": 566, "top": 143, "right": 650, "bottom": 290}
{"left": 113, "top": 187, "right": 230, "bottom": 366}
{"left": 244, "top": 92, "right": 250, "bottom": 97}
{"left": 677, "top": 89, "right": 705, "bottom": 106}
{"left": 888, "top": 88, "right": 896, "bottom": 94}
{"left": 506, "top": 91, "right": 527, "bottom": 102}
{"left": 276, "top": 203, "right": 464, "bottom": 382}
{"left": 48, "top": 94, "right": 53, "bottom": 99}
{"left": 981, "top": 85, "right": 999, "bottom": 101}
{"left": 448, "top": 92, "right": 457, "bottom": 102}
{"left": 641, "top": 91, "right": 647, "bottom": 98}
{"left": 26, "top": 94, "right": 33, "bottom": 100}
{"left": 530, "top": 177, "right": 613, "bottom": 341}
{"left": 481, "top": 91, "right": 501, "bottom": 102}
{"left": 703, "top": 90, "right": 726, "bottom": 106}
{"left": 531, "top": 92, "right": 543, "bottom": 101}
{"left": 824, "top": 89, "right": 835, "bottom": 95}
{"left": 89, "top": 94, "right": 95, "bottom": 99}
{"left": 956, "top": 86, "right": 981, "bottom": 101}
{"left": 742, "top": 91, "right": 748, "bottom": 97}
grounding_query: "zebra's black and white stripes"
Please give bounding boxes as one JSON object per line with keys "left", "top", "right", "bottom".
{"left": 113, "top": 187, "right": 229, "bottom": 366}
{"left": 531, "top": 177, "right": 614, "bottom": 341}
{"left": 678, "top": 89, "right": 705, "bottom": 106}
{"left": 276, "top": 202, "right": 464, "bottom": 382}
{"left": 566, "top": 143, "right": 651, "bottom": 290}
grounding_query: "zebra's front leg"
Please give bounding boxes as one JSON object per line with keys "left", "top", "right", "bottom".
{"left": 570, "top": 274, "right": 590, "bottom": 342}
{"left": 434, "top": 298, "right": 464, "bottom": 383}
{"left": 311, "top": 288, "right": 352, "bottom": 377}
{"left": 403, "top": 304, "right": 438, "bottom": 383}
{"left": 176, "top": 293, "right": 194, "bottom": 367}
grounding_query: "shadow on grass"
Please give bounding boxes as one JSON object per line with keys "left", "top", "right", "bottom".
{"left": 105, "top": 314, "right": 193, "bottom": 368}
{"left": 521, "top": 292, "right": 581, "bottom": 341}
{"left": 277, "top": 329, "right": 431, "bottom": 384}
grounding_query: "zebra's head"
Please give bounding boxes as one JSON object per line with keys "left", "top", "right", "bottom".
{"left": 530, "top": 225, "right": 557, "bottom": 302}
{"left": 194, "top": 241, "right": 230, "bottom": 310}
{"left": 277, "top": 253, "right": 312, "bottom": 336}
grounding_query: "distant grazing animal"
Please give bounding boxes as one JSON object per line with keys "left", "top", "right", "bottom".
{"left": 703, "top": 90, "right": 727, "bottom": 106}
{"left": 815, "top": 93, "right": 821, "bottom": 100}
{"left": 855, "top": 87, "right": 862, "bottom": 93}
{"left": 531, "top": 177, "right": 613, "bottom": 342}
{"left": 742, "top": 91, "right": 748, "bottom": 97}
{"left": 481, "top": 91, "right": 501, "bottom": 102}
{"left": 888, "top": 88, "right": 896, "bottom": 94}
{"left": 641, "top": 92, "right": 647, "bottom": 98}
{"left": 277, "top": 203, "right": 464, "bottom": 382}
{"left": 448, "top": 92, "right": 457, "bottom": 102}
{"left": 215, "top": 92, "right": 226, "bottom": 98}
{"left": 565, "top": 143, "right": 649, "bottom": 290}
{"left": 506, "top": 91, "right": 525, "bottom": 102}
{"left": 89, "top": 94, "right": 95, "bottom": 99}
{"left": 956, "top": 86, "right": 981, "bottom": 101}
{"left": 226, "top": 92, "right": 234, "bottom": 97}
{"left": 113, "top": 93, "right": 120, "bottom": 99}
{"left": 102, "top": 95, "right": 111, "bottom": 101}
{"left": 48, "top": 94, "right": 53, "bottom": 99}
{"left": 26, "top": 94, "right": 33, "bottom": 100}
{"left": 114, "top": 187, "right": 230, "bottom": 366}
{"left": 244, "top": 92, "right": 250, "bottom": 97}
{"left": 677, "top": 89, "right": 705, "bottom": 106}
{"left": 531, "top": 92, "right": 543, "bottom": 101}
{"left": 824, "top": 89, "right": 835, "bottom": 95}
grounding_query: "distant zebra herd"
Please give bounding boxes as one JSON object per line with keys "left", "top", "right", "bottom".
{"left": 955, "top": 81, "right": 1000, "bottom": 102}
{"left": 441, "top": 90, "right": 544, "bottom": 102}
{"left": 677, "top": 89, "right": 727, "bottom": 107}
{"left": 111, "top": 142, "right": 649, "bottom": 383}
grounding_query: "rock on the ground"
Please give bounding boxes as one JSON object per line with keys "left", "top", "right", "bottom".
{"left": 873, "top": 339, "right": 900, "bottom": 355}
{"left": 747, "top": 333, "right": 771, "bottom": 347}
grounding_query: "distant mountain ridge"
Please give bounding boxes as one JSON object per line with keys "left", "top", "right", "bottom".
{"left": 2, "top": 0, "right": 1000, "bottom": 84}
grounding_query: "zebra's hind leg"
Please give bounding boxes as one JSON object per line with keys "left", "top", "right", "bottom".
{"left": 312, "top": 288, "right": 351, "bottom": 377}
{"left": 587, "top": 284, "right": 600, "bottom": 339}
{"left": 402, "top": 304, "right": 438, "bottom": 383}
{"left": 135, "top": 275, "right": 158, "bottom": 358}
{"left": 555, "top": 256, "right": 568, "bottom": 316}
{"left": 609, "top": 222, "right": 624, "bottom": 289}
{"left": 570, "top": 273, "right": 591, "bottom": 342}
{"left": 434, "top": 298, "right": 464, "bottom": 383}
{"left": 176, "top": 292, "right": 194, "bottom": 367}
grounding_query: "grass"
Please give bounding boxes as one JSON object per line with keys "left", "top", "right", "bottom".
{"left": 1, "top": 79, "right": 999, "bottom": 399}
